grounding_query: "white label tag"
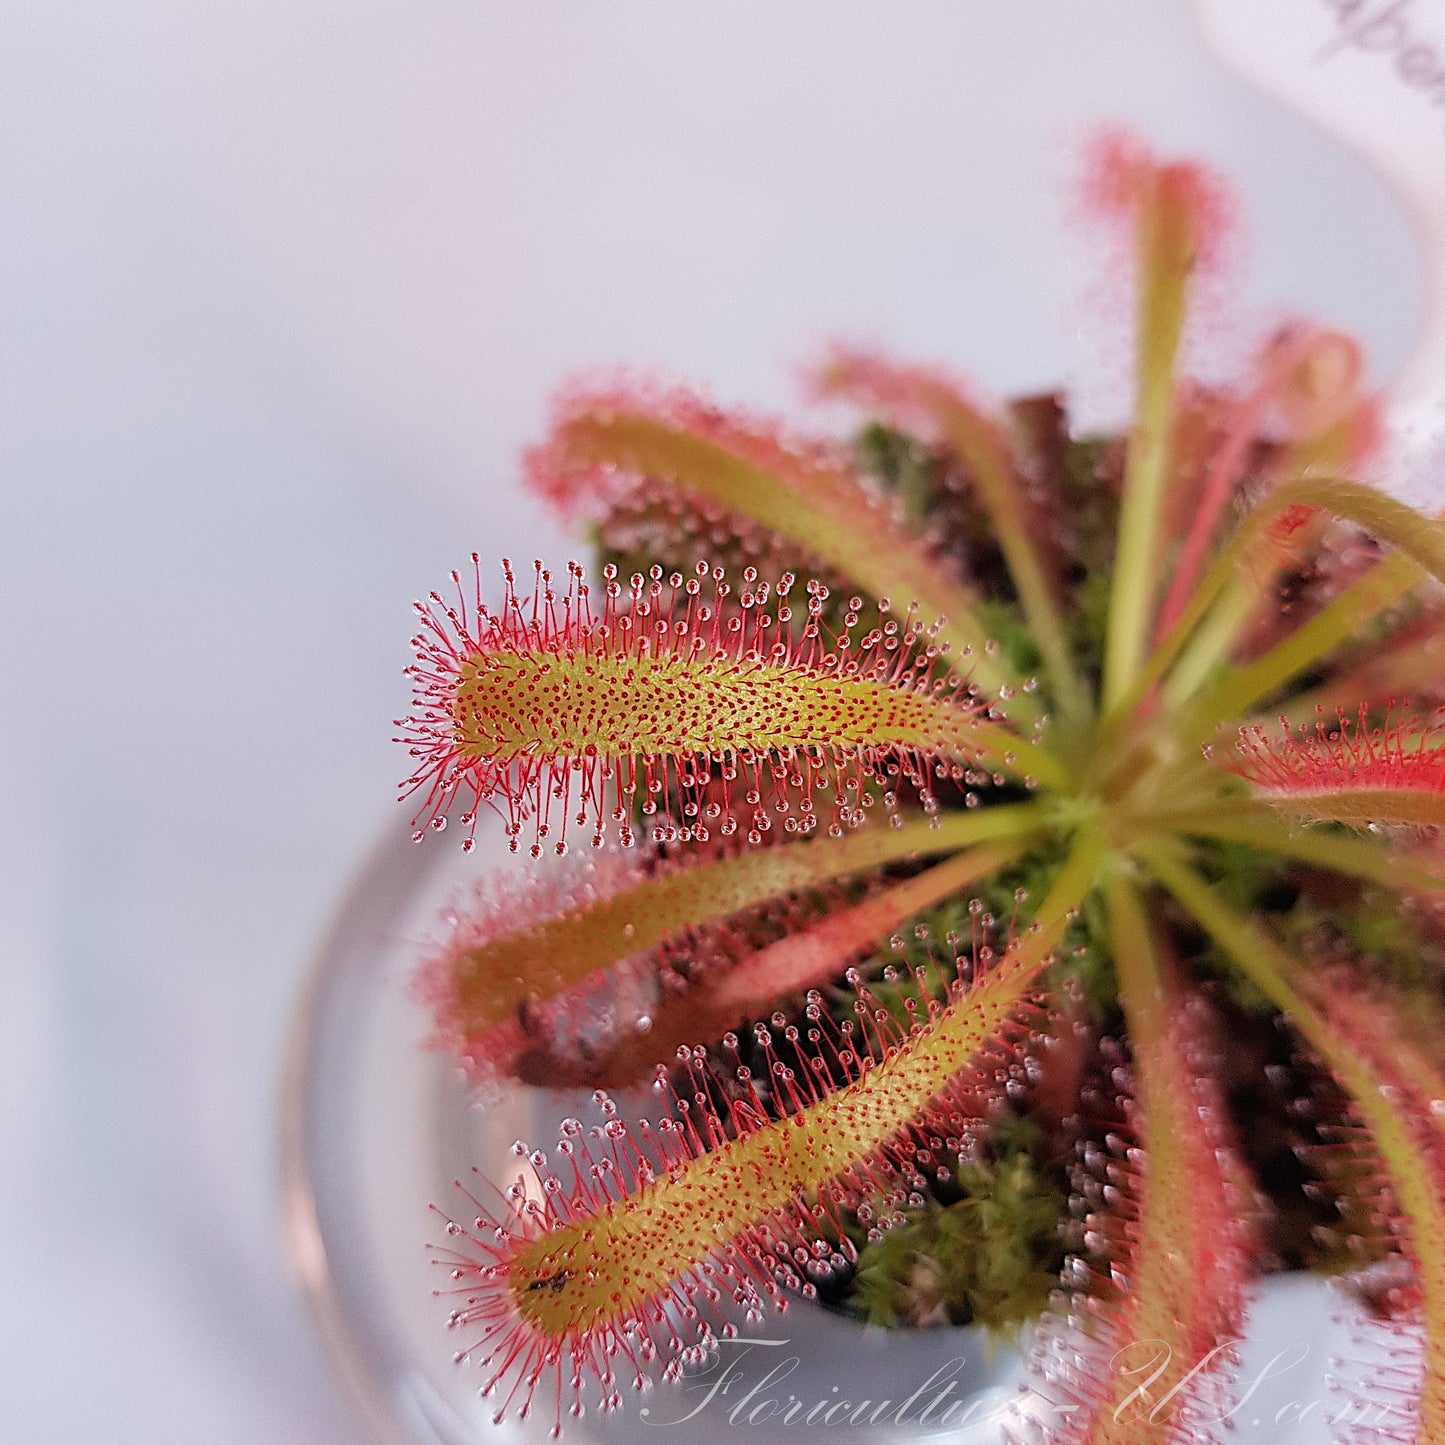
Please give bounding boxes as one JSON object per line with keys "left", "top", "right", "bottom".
{"left": 1194, "top": 0, "right": 1445, "bottom": 491}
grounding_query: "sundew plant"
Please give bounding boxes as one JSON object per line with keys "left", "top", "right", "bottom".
{"left": 400, "top": 134, "right": 1445, "bottom": 1442}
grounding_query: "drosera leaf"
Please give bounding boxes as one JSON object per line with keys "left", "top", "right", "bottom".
{"left": 546, "top": 837, "right": 1035, "bottom": 1087}
{"left": 1187, "top": 550, "right": 1423, "bottom": 737}
{"left": 397, "top": 558, "right": 1064, "bottom": 856}
{"left": 1224, "top": 704, "right": 1445, "bottom": 831}
{"left": 1096, "top": 470, "right": 1382, "bottom": 757}
{"left": 1092, "top": 131, "right": 1232, "bottom": 710}
{"left": 524, "top": 379, "right": 1035, "bottom": 713}
{"left": 1177, "top": 476, "right": 1443, "bottom": 740}
{"left": 1156, "top": 325, "right": 1376, "bottom": 646}
{"left": 1256, "top": 477, "right": 1445, "bottom": 590}
{"left": 812, "top": 346, "right": 1088, "bottom": 724}
{"left": 1292, "top": 970, "right": 1445, "bottom": 1445}
{"left": 1274, "top": 598, "right": 1445, "bottom": 726}
{"left": 423, "top": 813, "right": 1041, "bottom": 1088}
{"left": 1152, "top": 365, "right": 1382, "bottom": 715}
{"left": 1030, "top": 874, "right": 1252, "bottom": 1445}
{"left": 1150, "top": 799, "right": 1445, "bottom": 897}
{"left": 428, "top": 833, "right": 1105, "bottom": 1432}
{"left": 1143, "top": 846, "right": 1445, "bottom": 1443}
{"left": 421, "top": 803, "right": 1046, "bottom": 1086}
{"left": 1166, "top": 477, "right": 1444, "bottom": 722}
{"left": 704, "top": 840, "right": 1028, "bottom": 1014}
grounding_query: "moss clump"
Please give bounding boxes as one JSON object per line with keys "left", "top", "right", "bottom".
{"left": 840, "top": 1121, "right": 1065, "bottom": 1332}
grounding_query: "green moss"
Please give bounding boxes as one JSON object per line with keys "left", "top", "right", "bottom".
{"left": 846, "top": 843, "right": 1119, "bottom": 1038}
{"left": 1069, "top": 567, "right": 1113, "bottom": 690}
{"left": 841, "top": 1121, "right": 1066, "bottom": 1332}
{"left": 854, "top": 422, "right": 940, "bottom": 530}
{"left": 974, "top": 598, "right": 1043, "bottom": 685}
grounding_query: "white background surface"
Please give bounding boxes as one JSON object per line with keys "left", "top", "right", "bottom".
{"left": 0, "top": 4, "right": 1429, "bottom": 1441}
